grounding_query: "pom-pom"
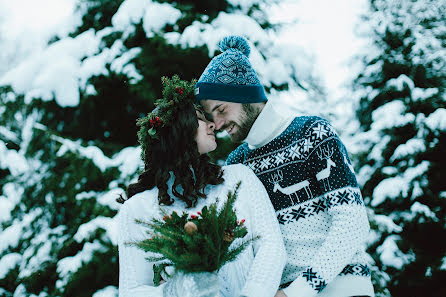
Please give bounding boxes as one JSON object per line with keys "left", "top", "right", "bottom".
{"left": 219, "top": 35, "right": 250, "bottom": 57}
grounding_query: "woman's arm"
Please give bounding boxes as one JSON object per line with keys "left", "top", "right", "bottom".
{"left": 118, "top": 202, "right": 165, "bottom": 297}
{"left": 238, "top": 166, "right": 287, "bottom": 297}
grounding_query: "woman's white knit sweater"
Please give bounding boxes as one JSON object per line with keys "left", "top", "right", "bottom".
{"left": 118, "top": 164, "right": 286, "bottom": 297}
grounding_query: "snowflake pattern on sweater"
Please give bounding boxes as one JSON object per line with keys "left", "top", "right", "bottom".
{"left": 227, "top": 116, "right": 373, "bottom": 296}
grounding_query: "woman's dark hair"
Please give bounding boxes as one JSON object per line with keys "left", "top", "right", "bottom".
{"left": 118, "top": 102, "right": 224, "bottom": 207}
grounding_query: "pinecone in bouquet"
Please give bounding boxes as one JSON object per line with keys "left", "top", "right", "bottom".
{"left": 131, "top": 182, "right": 257, "bottom": 296}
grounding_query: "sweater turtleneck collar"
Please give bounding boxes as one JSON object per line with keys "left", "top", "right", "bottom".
{"left": 244, "top": 101, "right": 295, "bottom": 150}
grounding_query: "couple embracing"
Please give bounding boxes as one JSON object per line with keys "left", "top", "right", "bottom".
{"left": 118, "top": 36, "right": 374, "bottom": 297}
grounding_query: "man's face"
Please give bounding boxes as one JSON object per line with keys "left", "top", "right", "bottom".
{"left": 201, "top": 100, "right": 261, "bottom": 142}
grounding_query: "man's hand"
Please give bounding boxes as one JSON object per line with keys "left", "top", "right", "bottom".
{"left": 275, "top": 290, "right": 287, "bottom": 297}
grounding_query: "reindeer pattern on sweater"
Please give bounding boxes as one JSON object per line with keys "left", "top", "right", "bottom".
{"left": 226, "top": 116, "right": 373, "bottom": 296}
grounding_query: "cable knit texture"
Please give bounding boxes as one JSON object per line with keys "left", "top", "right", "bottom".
{"left": 226, "top": 112, "right": 374, "bottom": 297}
{"left": 118, "top": 164, "right": 286, "bottom": 297}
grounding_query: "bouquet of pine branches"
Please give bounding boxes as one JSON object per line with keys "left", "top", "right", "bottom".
{"left": 132, "top": 182, "right": 257, "bottom": 297}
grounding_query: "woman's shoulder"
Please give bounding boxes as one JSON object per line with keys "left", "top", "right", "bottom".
{"left": 119, "top": 188, "right": 160, "bottom": 219}
{"left": 222, "top": 163, "right": 253, "bottom": 175}
{"left": 222, "top": 164, "right": 257, "bottom": 184}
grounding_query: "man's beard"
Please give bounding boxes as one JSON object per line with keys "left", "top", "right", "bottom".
{"left": 230, "top": 104, "right": 261, "bottom": 143}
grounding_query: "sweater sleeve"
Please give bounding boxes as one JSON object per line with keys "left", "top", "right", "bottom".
{"left": 283, "top": 120, "right": 370, "bottom": 297}
{"left": 226, "top": 145, "right": 246, "bottom": 165}
{"left": 118, "top": 202, "right": 165, "bottom": 297}
{"left": 237, "top": 165, "right": 287, "bottom": 297}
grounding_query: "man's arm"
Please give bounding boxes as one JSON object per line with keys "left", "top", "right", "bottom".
{"left": 226, "top": 144, "right": 246, "bottom": 165}
{"left": 283, "top": 119, "right": 370, "bottom": 297}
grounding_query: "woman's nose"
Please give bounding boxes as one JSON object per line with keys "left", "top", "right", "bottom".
{"left": 208, "top": 121, "right": 216, "bottom": 131}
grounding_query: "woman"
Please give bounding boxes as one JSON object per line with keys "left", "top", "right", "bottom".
{"left": 118, "top": 76, "right": 286, "bottom": 297}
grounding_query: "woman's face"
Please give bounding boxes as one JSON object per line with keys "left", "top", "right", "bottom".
{"left": 195, "top": 110, "right": 217, "bottom": 155}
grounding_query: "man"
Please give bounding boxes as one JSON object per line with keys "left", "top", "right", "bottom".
{"left": 196, "top": 36, "right": 374, "bottom": 297}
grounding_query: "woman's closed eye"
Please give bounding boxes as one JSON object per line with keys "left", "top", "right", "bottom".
{"left": 196, "top": 110, "right": 207, "bottom": 122}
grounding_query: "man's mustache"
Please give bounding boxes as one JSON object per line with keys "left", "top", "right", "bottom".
{"left": 219, "top": 122, "right": 235, "bottom": 132}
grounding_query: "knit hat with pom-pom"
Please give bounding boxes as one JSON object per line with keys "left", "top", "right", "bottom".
{"left": 195, "top": 36, "right": 267, "bottom": 104}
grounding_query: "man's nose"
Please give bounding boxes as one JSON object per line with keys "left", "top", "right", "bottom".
{"left": 213, "top": 117, "right": 224, "bottom": 130}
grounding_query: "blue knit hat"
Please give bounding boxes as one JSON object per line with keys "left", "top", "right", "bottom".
{"left": 195, "top": 36, "right": 267, "bottom": 103}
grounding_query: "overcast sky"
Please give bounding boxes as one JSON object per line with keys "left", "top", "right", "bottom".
{"left": 271, "top": 0, "right": 368, "bottom": 99}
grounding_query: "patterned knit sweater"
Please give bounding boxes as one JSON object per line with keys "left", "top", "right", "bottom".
{"left": 226, "top": 104, "right": 374, "bottom": 297}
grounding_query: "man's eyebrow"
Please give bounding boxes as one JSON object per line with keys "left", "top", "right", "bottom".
{"left": 211, "top": 104, "right": 223, "bottom": 112}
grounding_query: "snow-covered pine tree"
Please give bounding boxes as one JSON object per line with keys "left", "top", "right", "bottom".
{"left": 0, "top": 0, "right": 324, "bottom": 296}
{"left": 352, "top": 0, "right": 446, "bottom": 296}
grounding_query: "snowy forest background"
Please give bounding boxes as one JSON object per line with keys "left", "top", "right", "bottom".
{"left": 0, "top": 0, "right": 444, "bottom": 296}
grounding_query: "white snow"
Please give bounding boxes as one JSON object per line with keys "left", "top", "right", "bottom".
{"left": 113, "top": 146, "right": 143, "bottom": 178}
{"left": 372, "top": 161, "right": 430, "bottom": 206}
{"left": 0, "top": 209, "right": 40, "bottom": 253}
{"left": 0, "top": 253, "right": 21, "bottom": 279}
{"left": 425, "top": 108, "right": 446, "bottom": 131}
{"left": 92, "top": 286, "right": 118, "bottom": 297}
{"left": 143, "top": 2, "right": 182, "bottom": 38}
{"left": 412, "top": 87, "right": 438, "bottom": 101}
{"left": 74, "top": 216, "right": 118, "bottom": 245}
{"left": 403, "top": 201, "right": 438, "bottom": 222}
{"left": 374, "top": 215, "right": 403, "bottom": 233}
{"left": 1, "top": 29, "right": 101, "bottom": 107}
{"left": 0, "top": 141, "right": 29, "bottom": 175}
{"left": 386, "top": 74, "right": 414, "bottom": 91}
{"left": 75, "top": 191, "right": 99, "bottom": 201}
{"left": 0, "top": 126, "right": 18, "bottom": 142}
{"left": 111, "top": 0, "right": 150, "bottom": 33}
{"left": 55, "top": 134, "right": 141, "bottom": 176}
{"left": 377, "top": 235, "right": 413, "bottom": 269}
{"left": 356, "top": 164, "right": 374, "bottom": 188}
{"left": 110, "top": 47, "right": 143, "bottom": 83}
{"left": 441, "top": 257, "right": 446, "bottom": 270}
{"left": 368, "top": 135, "right": 391, "bottom": 164}
{"left": 0, "top": 196, "right": 14, "bottom": 223}
{"left": 371, "top": 100, "right": 415, "bottom": 131}
{"left": 0, "top": 0, "right": 344, "bottom": 110}
{"left": 12, "top": 284, "right": 27, "bottom": 297}
{"left": 227, "top": 0, "right": 263, "bottom": 12}
{"left": 0, "top": 182, "right": 25, "bottom": 223}
{"left": 178, "top": 12, "right": 267, "bottom": 56}
{"left": 56, "top": 240, "right": 106, "bottom": 289}
{"left": 19, "top": 225, "right": 67, "bottom": 278}
{"left": 390, "top": 138, "right": 426, "bottom": 162}
{"left": 0, "top": 0, "right": 81, "bottom": 76}
{"left": 372, "top": 177, "right": 406, "bottom": 207}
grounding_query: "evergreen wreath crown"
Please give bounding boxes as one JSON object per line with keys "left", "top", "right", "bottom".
{"left": 137, "top": 75, "right": 197, "bottom": 163}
